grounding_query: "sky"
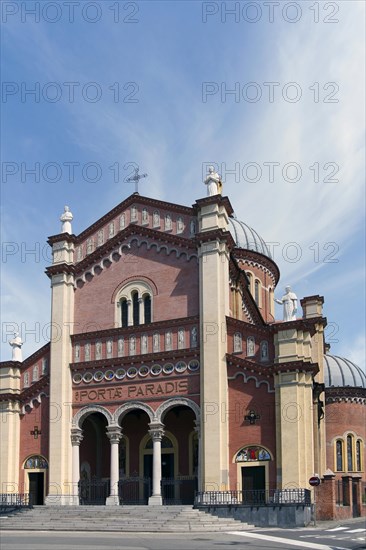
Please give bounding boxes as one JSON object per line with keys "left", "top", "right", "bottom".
{"left": 1, "top": 0, "right": 365, "bottom": 369}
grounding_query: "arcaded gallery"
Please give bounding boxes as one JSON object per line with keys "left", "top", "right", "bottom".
{"left": 1, "top": 176, "right": 365, "bottom": 521}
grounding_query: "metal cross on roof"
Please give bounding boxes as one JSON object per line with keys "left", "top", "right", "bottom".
{"left": 126, "top": 167, "right": 148, "bottom": 194}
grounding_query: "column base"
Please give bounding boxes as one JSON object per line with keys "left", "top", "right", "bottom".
{"left": 106, "top": 495, "right": 120, "bottom": 506}
{"left": 148, "top": 495, "right": 162, "bottom": 505}
{"left": 45, "top": 494, "right": 79, "bottom": 506}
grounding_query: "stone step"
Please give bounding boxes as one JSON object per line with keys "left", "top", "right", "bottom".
{"left": 0, "top": 505, "right": 252, "bottom": 532}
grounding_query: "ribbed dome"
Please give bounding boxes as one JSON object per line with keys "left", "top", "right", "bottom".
{"left": 228, "top": 217, "right": 271, "bottom": 258}
{"left": 324, "top": 354, "right": 366, "bottom": 389}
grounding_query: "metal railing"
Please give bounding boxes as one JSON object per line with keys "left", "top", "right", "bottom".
{"left": 195, "top": 489, "right": 311, "bottom": 507}
{"left": 0, "top": 493, "right": 31, "bottom": 514}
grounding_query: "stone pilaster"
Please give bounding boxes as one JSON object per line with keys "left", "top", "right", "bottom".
{"left": 301, "top": 295, "right": 327, "bottom": 478}
{"left": 196, "top": 195, "right": 233, "bottom": 491}
{"left": 45, "top": 236, "right": 75, "bottom": 505}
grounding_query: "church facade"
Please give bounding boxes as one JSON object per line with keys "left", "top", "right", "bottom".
{"left": 1, "top": 189, "right": 365, "bottom": 519}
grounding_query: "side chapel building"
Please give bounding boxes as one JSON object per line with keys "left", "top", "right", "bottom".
{"left": 1, "top": 185, "right": 365, "bottom": 518}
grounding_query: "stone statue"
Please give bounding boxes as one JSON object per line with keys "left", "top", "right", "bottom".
{"left": 191, "top": 327, "right": 198, "bottom": 347}
{"left": 247, "top": 336, "right": 255, "bottom": 357}
{"left": 60, "top": 206, "right": 73, "bottom": 234}
{"left": 9, "top": 332, "right": 23, "bottom": 362}
{"left": 275, "top": 285, "right": 298, "bottom": 322}
{"left": 141, "top": 334, "right": 148, "bottom": 354}
{"left": 177, "top": 217, "right": 184, "bottom": 233}
{"left": 165, "top": 331, "right": 172, "bottom": 351}
{"left": 165, "top": 213, "right": 172, "bottom": 231}
{"left": 234, "top": 332, "right": 242, "bottom": 353}
{"left": 153, "top": 211, "right": 160, "bottom": 227}
{"left": 204, "top": 166, "right": 222, "bottom": 197}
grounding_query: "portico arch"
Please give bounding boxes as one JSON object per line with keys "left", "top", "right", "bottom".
{"left": 72, "top": 404, "right": 113, "bottom": 429}
{"left": 155, "top": 398, "right": 200, "bottom": 423}
{"left": 113, "top": 401, "right": 155, "bottom": 425}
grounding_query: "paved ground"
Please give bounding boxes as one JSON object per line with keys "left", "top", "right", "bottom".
{"left": 1, "top": 518, "right": 365, "bottom": 550}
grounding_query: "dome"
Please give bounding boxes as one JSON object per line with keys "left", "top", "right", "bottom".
{"left": 228, "top": 216, "right": 272, "bottom": 258}
{"left": 324, "top": 354, "right": 366, "bottom": 389}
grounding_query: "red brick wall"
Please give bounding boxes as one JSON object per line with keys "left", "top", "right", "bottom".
{"left": 74, "top": 244, "right": 199, "bottom": 332}
{"left": 325, "top": 400, "right": 366, "bottom": 482}
{"left": 19, "top": 397, "right": 49, "bottom": 492}
{"left": 228, "top": 376, "right": 276, "bottom": 489}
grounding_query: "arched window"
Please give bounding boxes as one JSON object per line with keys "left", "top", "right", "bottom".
{"left": 347, "top": 435, "right": 353, "bottom": 471}
{"left": 336, "top": 440, "right": 343, "bottom": 471}
{"left": 120, "top": 299, "right": 128, "bottom": 327}
{"left": 132, "top": 291, "right": 139, "bottom": 325}
{"left": 24, "top": 372, "right": 29, "bottom": 388}
{"left": 269, "top": 288, "right": 274, "bottom": 315}
{"left": 116, "top": 280, "right": 154, "bottom": 327}
{"left": 32, "top": 365, "right": 39, "bottom": 382}
{"left": 255, "top": 280, "right": 260, "bottom": 305}
{"left": 246, "top": 272, "right": 253, "bottom": 294}
{"left": 356, "top": 440, "right": 362, "bottom": 471}
{"left": 144, "top": 295, "right": 151, "bottom": 324}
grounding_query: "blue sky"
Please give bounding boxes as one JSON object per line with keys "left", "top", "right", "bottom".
{"left": 1, "top": 1, "right": 365, "bottom": 369}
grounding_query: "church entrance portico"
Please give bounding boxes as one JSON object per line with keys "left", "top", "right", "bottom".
{"left": 71, "top": 398, "right": 200, "bottom": 505}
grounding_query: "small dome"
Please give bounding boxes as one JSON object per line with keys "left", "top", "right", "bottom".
{"left": 228, "top": 217, "right": 271, "bottom": 258}
{"left": 324, "top": 354, "right": 366, "bottom": 389}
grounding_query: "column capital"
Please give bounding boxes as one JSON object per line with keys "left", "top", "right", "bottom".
{"left": 148, "top": 422, "right": 164, "bottom": 441}
{"left": 71, "top": 427, "right": 83, "bottom": 446}
{"left": 107, "top": 425, "right": 122, "bottom": 443}
{"left": 138, "top": 297, "right": 143, "bottom": 304}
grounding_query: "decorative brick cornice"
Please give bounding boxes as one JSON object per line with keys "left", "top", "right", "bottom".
{"left": 0, "top": 361, "right": 22, "bottom": 369}
{"left": 300, "top": 295, "right": 324, "bottom": 306}
{"left": 226, "top": 354, "right": 318, "bottom": 377}
{"left": 234, "top": 249, "right": 280, "bottom": 285}
{"left": 20, "top": 375, "right": 50, "bottom": 401}
{"left": 0, "top": 375, "right": 50, "bottom": 404}
{"left": 47, "top": 233, "right": 77, "bottom": 245}
{"left": 71, "top": 315, "right": 199, "bottom": 341}
{"left": 0, "top": 393, "right": 22, "bottom": 402}
{"left": 59, "top": 194, "right": 195, "bottom": 245}
{"left": 271, "top": 316, "right": 327, "bottom": 335}
{"left": 22, "top": 343, "right": 50, "bottom": 368}
{"left": 226, "top": 316, "right": 270, "bottom": 335}
{"left": 194, "top": 229, "right": 235, "bottom": 249}
{"left": 273, "top": 361, "right": 319, "bottom": 376}
{"left": 193, "top": 195, "right": 234, "bottom": 217}
{"left": 45, "top": 263, "right": 75, "bottom": 278}
{"left": 226, "top": 353, "right": 273, "bottom": 372}
{"left": 70, "top": 348, "right": 199, "bottom": 372}
{"left": 325, "top": 386, "right": 366, "bottom": 401}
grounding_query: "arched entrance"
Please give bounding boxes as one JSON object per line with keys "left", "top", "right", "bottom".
{"left": 23, "top": 455, "right": 48, "bottom": 505}
{"left": 157, "top": 403, "right": 199, "bottom": 504}
{"left": 78, "top": 412, "right": 110, "bottom": 504}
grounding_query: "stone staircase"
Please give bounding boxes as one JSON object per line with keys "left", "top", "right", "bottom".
{"left": 0, "top": 505, "right": 252, "bottom": 532}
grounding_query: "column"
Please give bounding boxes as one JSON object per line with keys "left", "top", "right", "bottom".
{"left": 71, "top": 428, "right": 83, "bottom": 505}
{"left": 127, "top": 299, "right": 133, "bottom": 326}
{"left": 194, "top": 419, "right": 202, "bottom": 493}
{"left": 138, "top": 297, "right": 144, "bottom": 325}
{"left": 106, "top": 425, "right": 122, "bottom": 505}
{"left": 148, "top": 422, "right": 164, "bottom": 505}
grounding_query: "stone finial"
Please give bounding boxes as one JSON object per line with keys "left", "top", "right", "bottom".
{"left": 60, "top": 205, "right": 73, "bottom": 234}
{"left": 9, "top": 332, "right": 23, "bottom": 362}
